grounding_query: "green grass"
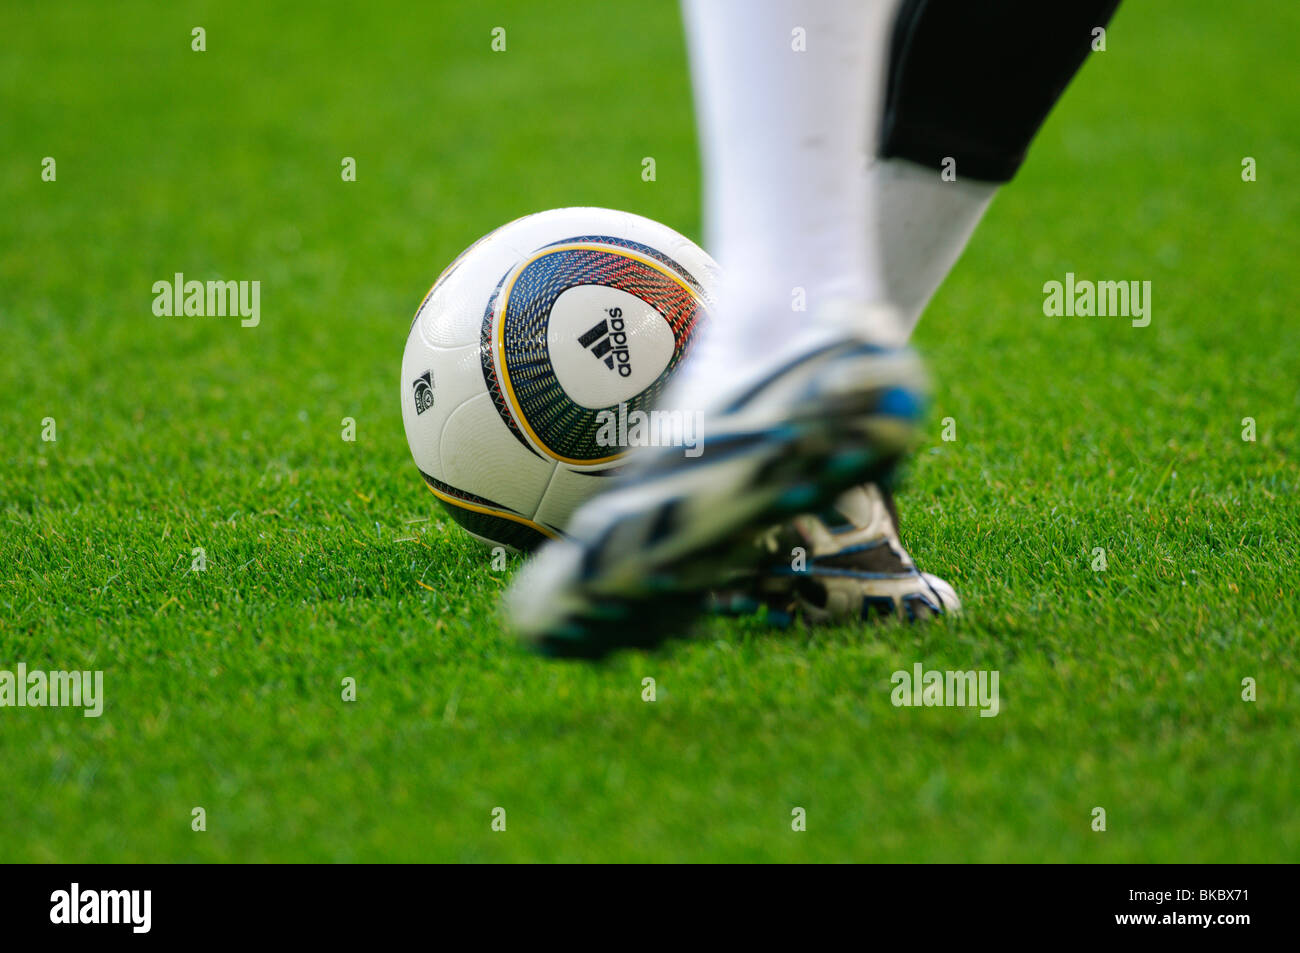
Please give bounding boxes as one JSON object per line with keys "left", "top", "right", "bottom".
{"left": 2, "top": 0, "right": 1297, "bottom": 862}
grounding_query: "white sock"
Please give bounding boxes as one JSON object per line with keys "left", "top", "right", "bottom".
{"left": 675, "top": 0, "right": 902, "bottom": 403}
{"left": 675, "top": 0, "right": 999, "bottom": 409}
{"left": 870, "top": 157, "right": 997, "bottom": 339}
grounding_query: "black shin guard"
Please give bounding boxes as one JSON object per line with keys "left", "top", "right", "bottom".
{"left": 880, "top": 0, "right": 1122, "bottom": 182}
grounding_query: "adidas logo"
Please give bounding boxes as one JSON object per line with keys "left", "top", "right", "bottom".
{"left": 577, "top": 307, "right": 632, "bottom": 378}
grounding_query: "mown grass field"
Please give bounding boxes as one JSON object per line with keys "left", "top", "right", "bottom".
{"left": 1, "top": 0, "right": 1297, "bottom": 862}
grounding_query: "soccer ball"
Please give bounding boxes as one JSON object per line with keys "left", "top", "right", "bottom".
{"left": 400, "top": 207, "right": 718, "bottom": 551}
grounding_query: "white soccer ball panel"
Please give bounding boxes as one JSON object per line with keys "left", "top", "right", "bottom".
{"left": 533, "top": 466, "right": 615, "bottom": 536}
{"left": 399, "top": 339, "right": 484, "bottom": 483}
{"left": 439, "top": 391, "right": 556, "bottom": 518}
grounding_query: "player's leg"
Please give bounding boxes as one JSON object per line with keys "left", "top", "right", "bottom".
{"left": 746, "top": 0, "right": 1122, "bottom": 626}
{"left": 876, "top": 0, "right": 1123, "bottom": 334}
{"left": 507, "top": 0, "right": 924, "bottom": 657}
{"left": 713, "top": 482, "right": 960, "bottom": 625}
{"left": 659, "top": 0, "right": 906, "bottom": 409}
